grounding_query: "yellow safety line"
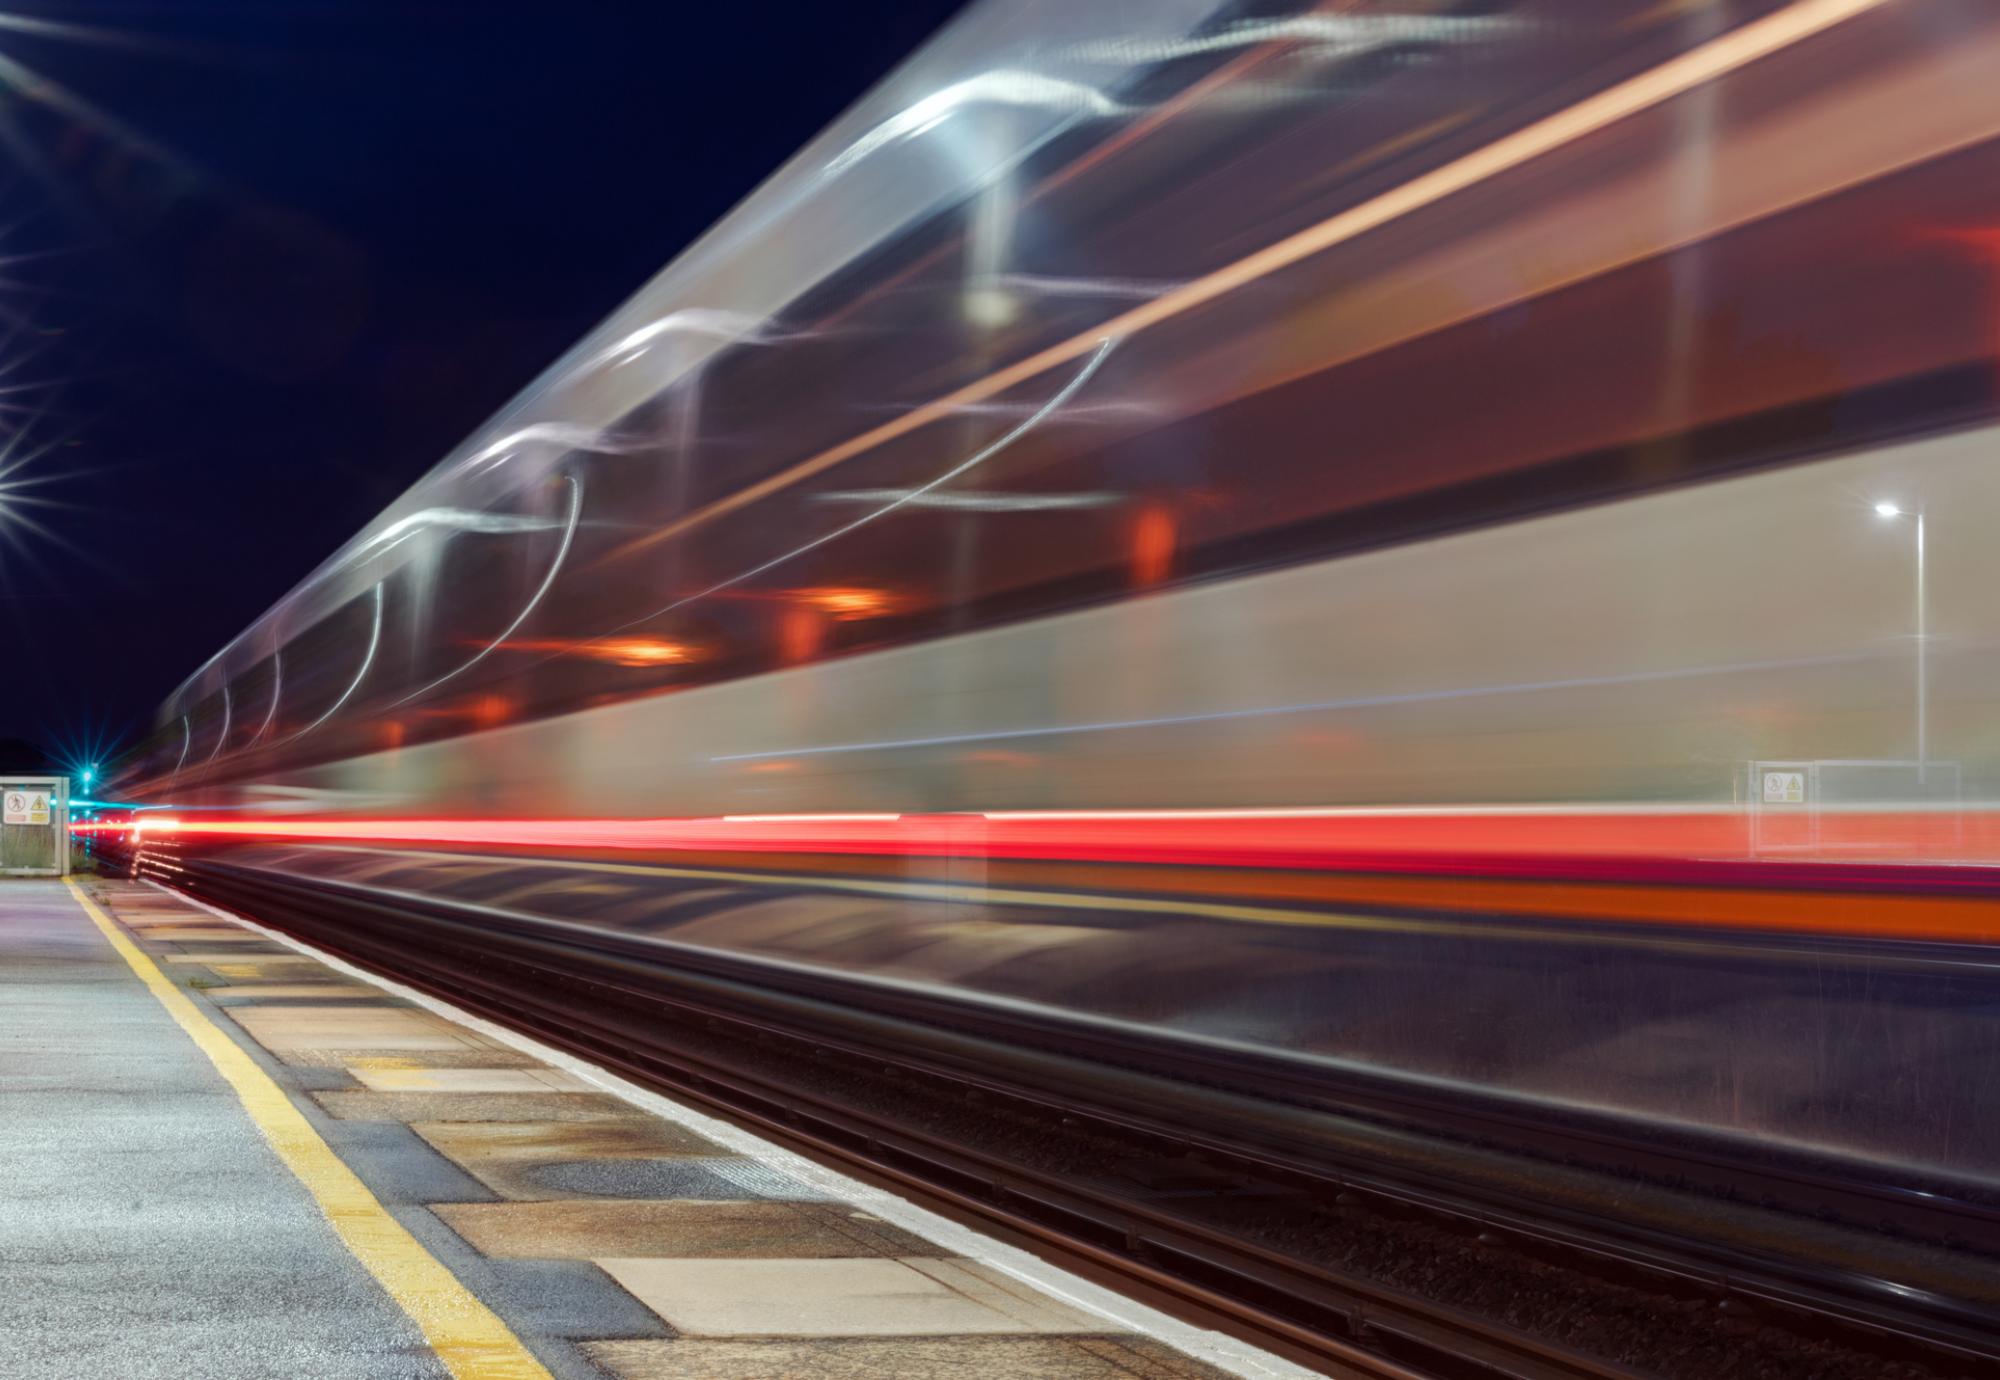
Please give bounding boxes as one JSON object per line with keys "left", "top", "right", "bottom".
{"left": 63, "top": 878, "right": 552, "bottom": 1380}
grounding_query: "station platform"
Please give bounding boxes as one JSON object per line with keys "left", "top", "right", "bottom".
{"left": 0, "top": 877, "right": 1282, "bottom": 1380}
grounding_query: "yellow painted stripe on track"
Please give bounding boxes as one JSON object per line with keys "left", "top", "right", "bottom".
{"left": 64, "top": 878, "right": 552, "bottom": 1380}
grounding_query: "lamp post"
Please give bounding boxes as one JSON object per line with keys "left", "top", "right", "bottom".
{"left": 1873, "top": 501, "right": 1926, "bottom": 786}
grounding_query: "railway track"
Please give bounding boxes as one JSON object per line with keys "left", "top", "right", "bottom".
{"left": 166, "top": 855, "right": 2000, "bottom": 1380}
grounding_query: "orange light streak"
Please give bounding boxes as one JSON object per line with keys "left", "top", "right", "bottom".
{"left": 497, "top": 636, "right": 700, "bottom": 667}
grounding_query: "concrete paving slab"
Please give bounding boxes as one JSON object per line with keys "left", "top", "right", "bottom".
{"left": 161, "top": 952, "right": 321, "bottom": 966}
{"left": 0, "top": 881, "right": 447, "bottom": 1379}
{"left": 412, "top": 1119, "right": 728, "bottom": 1198}
{"left": 138, "top": 927, "right": 269, "bottom": 942}
{"left": 315, "top": 1090, "right": 639, "bottom": 1122}
{"left": 162, "top": 957, "right": 328, "bottom": 980}
{"left": 321, "top": 1119, "right": 500, "bottom": 1206}
{"left": 585, "top": 1336, "right": 1237, "bottom": 1379}
{"left": 236, "top": 1006, "right": 483, "bottom": 1037}
{"left": 476, "top": 1259, "right": 677, "bottom": 1342}
{"left": 352, "top": 1066, "right": 593, "bottom": 1093}
{"left": 419, "top": 1117, "right": 725, "bottom": 1162}
{"left": 594, "top": 1257, "right": 1105, "bottom": 1337}
{"left": 436, "top": 1200, "right": 942, "bottom": 1259}
{"left": 233, "top": 1005, "right": 498, "bottom": 1053}
{"left": 285, "top": 1065, "right": 365, "bottom": 1091}
{"left": 207, "top": 983, "right": 389, "bottom": 1001}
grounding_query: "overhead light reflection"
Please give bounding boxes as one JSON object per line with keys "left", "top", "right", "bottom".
{"left": 289, "top": 583, "right": 383, "bottom": 741}
{"left": 394, "top": 473, "right": 583, "bottom": 705}
{"left": 824, "top": 71, "right": 1120, "bottom": 179}
{"left": 812, "top": 488, "right": 1122, "bottom": 512}
{"left": 495, "top": 635, "right": 700, "bottom": 668}
{"left": 1067, "top": 14, "right": 1518, "bottom": 68}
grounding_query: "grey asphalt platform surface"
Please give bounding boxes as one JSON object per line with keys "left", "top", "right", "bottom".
{"left": 0, "top": 881, "right": 445, "bottom": 1380}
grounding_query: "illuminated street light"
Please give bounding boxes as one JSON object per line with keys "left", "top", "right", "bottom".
{"left": 1873, "top": 500, "right": 1927, "bottom": 784}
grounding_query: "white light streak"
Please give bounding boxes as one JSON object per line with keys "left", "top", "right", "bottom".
{"left": 588, "top": 308, "right": 780, "bottom": 370}
{"left": 457, "top": 422, "right": 656, "bottom": 478}
{"left": 250, "top": 650, "right": 283, "bottom": 744}
{"left": 204, "top": 684, "right": 231, "bottom": 765}
{"left": 825, "top": 71, "right": 1119, "bottom": 179}
{"left": 1066, "top": 14, "right": 1516, "bottom": 68}
{"left": 290, "top": 584, "right": 384, "bottom": 741}
{"left": 395, "top": 473, "right": 582, "bottom": 706}
{"left": 712, "top": 646, "right": 1887, "bottom": 764}
{"left": 638, "top": 336, "right": 1115, "bottom": 624}
{"left": 811, "top": 488, "right": 1122, "bottom": 512}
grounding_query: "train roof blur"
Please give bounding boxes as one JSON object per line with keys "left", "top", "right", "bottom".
{"left": 159, "top": 0, "right": 1225, "bottom": 708}
{"left": 135, "top": 0, "right": 2000, "bottom": 791}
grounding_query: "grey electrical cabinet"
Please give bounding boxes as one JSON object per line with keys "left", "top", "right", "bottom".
{"left": 0, "top": 776, "right": 69, "bottom": 876}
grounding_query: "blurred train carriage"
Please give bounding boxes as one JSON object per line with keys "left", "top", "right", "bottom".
{"left": 110, "top": 1, "right": 2000, "bottom": 1187}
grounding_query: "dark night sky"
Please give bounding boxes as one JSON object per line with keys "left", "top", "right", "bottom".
{"left": 0, "top": 0, "right": 965, "bottom": 768}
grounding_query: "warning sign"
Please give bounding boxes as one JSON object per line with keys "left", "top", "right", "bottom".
{"left": 1761, "top": 771, "right": 1807, "bottom": 805}
{"left": 3, "top": 790, "right": 50, "bottom": 825}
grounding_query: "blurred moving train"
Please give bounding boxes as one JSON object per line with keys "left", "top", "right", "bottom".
{"left": 109, "top": 0, "right": 2000, "bottom": 1184}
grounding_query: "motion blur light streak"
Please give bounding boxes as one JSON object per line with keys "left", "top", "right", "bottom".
{"left": 392, "top": 474, "right": 580, "bottom": 706}
{"left": 812, "top": 489, "right": 1123, "bottom": 511}
{"left": 588, "top": 307, "right": 781, "bottom": 372}
{"left": 708, "top": 646, "right": 1889, "bottom": 763}
{"left": 495, "top": 635, "right": 699, "bottom": 668}
{"left": 348, "top": 506, "right": 572, "bottom": 561}
{"left": 457, "top": 423, "right": 654, "bottom": 478}
{"left": 821, "top": 71, "right": 1121, "bottom": 180}
{"left": 88, "top": 808, "right": 2000, "bottom": 948}
{"left": 290, "top": 583, "right": 381, "bottom": 739}
{"left": 1066, "top": 13, "right": 1519, "bottom": 68}
{"left": 604, "top": 0, "right": 1892, "bottom": 570}
{"left": 203, "top": 685, "right": 229, "bottom": 765}
{"left": 585, "top": 334, "right": 1115, "bottom": 649}
{"left": 249, "top": 651, "right": 281, "bottom": 743}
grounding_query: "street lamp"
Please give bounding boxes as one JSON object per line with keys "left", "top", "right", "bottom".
{"left": 1873, "top": 501, "right": 1927, "bottom": 786}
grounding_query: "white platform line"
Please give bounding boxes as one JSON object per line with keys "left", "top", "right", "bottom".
{"left": 148, "top": 878, "right": 1333, "bottom": 1380}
